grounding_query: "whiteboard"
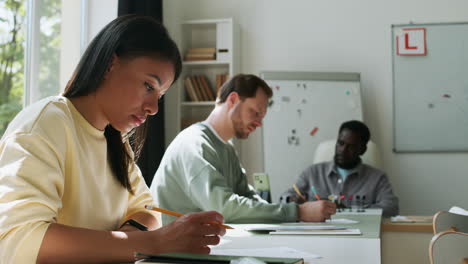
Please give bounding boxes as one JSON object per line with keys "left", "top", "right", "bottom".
{"left": 392, "top": 22, "right": 468, "bottom": 152}
{"left": 261, "top": 72, "right": 363, "bottom": 202}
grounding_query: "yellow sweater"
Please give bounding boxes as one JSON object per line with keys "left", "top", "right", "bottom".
{"left": 0, "top": 96, "right": 156, "bottom": 263}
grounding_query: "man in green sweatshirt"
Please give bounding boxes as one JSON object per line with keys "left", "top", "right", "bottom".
{"left": 150, "top": 74, "right": 336, "bottom": 224}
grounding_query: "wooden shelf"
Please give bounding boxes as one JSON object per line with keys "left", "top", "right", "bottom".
{"left": 176, "top": 18, "right": 238, "bottom": 133}
{"left": 381, "top": 216, "right": 433, "bottom": 233}
{"left": 182, "top": 18, "right": 232, "bottom": 25}
{"left": 183, "top": 61, "right": 230, "bottom": 66}
{"left": 181, "top": 101, "right": 215, "bottom": 107}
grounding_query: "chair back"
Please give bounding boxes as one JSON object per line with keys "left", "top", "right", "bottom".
{"left": 313, "top": 139, "right": 383, "bottom": 169}
{"left": 433, "top": 211, "right": 468, "bottom": 234}
{"left": 429, "top": 231, "right": 468, "bottom": 264}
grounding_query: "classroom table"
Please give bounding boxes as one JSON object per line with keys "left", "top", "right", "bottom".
{"left": 212, "top": 209, "right": 383, "bottom": 264}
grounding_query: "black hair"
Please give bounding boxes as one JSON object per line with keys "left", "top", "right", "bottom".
{"left": 217, "top": 74, "right": 272, "bottom": 103}
{"left": 338, "top": 120, "right": 371, "bottom": 145}
{"left": 63, "top": 15, "right": 182, "bottom": 194}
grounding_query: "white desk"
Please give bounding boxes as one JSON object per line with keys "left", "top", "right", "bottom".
{"left": 213, "top": 209, "right": 382, "bottom": 264}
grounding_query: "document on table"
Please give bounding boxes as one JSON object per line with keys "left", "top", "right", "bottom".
{"left": 278, "top": 219, "right": 359, "bottom": 225}
{"left": 270, "top": 229, "right": 362, "bottom": 235}
{"left": 390, "top": 215, "right": 432, "bottom": 223}
{"left": 449, "top": 206, "right": 468, "bottom": 216}
{"left": 325, "top": 218, "right": 359, "bottom": 224}
{"left": 242, "top": 224, "right": 346, "bottom": 232}
{"left": 211, "top": 246, "right": 321, "bottom": 260}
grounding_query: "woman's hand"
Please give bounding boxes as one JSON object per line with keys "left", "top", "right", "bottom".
{"left": 145, "top": 210, "right": 226, "bottom": 254}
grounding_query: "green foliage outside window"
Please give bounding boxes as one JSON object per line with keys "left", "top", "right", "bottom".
{"left": 0, "top": 0, "right": 61, "bottom": 137}
{"left": 0, "top": 0, "right": 25, "bottom": 137}
{"left": 37, "top": 0, "right": 61, "bottom": 101}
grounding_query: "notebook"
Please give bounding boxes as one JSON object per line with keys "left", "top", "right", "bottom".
{"left": 243, "top": 224, "right": 346, "bottom": 232}
{"left": 134, "top": 252, "right": 304, "bottom": 264}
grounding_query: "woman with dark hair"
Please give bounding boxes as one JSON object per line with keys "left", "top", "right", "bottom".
{"left": 0, "top": 15, "right": 225, "bottom": 263}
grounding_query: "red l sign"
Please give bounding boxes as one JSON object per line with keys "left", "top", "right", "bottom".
{"left": 396, "top": 28, "right": 426, "bottom": 56}
{"left": 405, "top": 33, "right": 417, "bottom": 50}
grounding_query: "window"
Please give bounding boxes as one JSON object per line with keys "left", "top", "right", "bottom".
{"left": 0, "top": 0, "right": 26, "bottom": 136}
{"left": 1, "top": 0, "right": 81, "bottom": 137}
{"left": 24, "top": 0, "right": 63, "bottom": 105}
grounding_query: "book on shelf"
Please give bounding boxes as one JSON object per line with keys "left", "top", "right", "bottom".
{"left": 134, "top": 252, "right": 304, "bottom": 264}
{"left": 188, "top": 47, "right": 216, "bottom": 54}
{"left": 215, "top": 74, "right": 229, "bottom": 94}
{"left": 184, "top": 47, "right": 216, "bottom": 61}
{"left": 184, "top": 77, "right": 199, "bottom": 102}
{"left": 199, "top": 75, "right": 215, "bottom": 101}
{"left": 189, "top": 76, "right": 203, "bottom": 101}
{"left": 194, "top": 75, "right": 209, "bottom": 101}
{"left": 184, "top": 75, "right": 216, "bottom": 102}
{"left": 185, "top": 54, "right": 216, "bottom": 61}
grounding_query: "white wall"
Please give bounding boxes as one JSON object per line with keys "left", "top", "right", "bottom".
{"left": 60, "top": 0, "right": 81, "bottom": 91}
{"left": 86, "top": 0, "right": 118, "bottom": 44}
{"left": 163, "top": 0, "right": 468, "bottom": 215}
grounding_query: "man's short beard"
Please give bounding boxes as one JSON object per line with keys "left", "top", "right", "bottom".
{"left": 231, "top": 104, "right": 248, "bottom": 139}
{"left": 334, "top": 155, "right": 360, "bottom": 169}
{"left": 233, "top": 118, "right": 248, "bottom": 139}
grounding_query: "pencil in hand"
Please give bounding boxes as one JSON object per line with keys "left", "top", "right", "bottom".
{"left": 292, "top": 184, "right": 307, "bottom": 202}
{"left": 144, "top": 205, "right": 233, "bottom": 229}
{"left": 145, "top": 205, "right": 183, "bottom": 217}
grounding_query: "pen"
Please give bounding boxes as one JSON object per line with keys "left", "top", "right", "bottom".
{"left": 144, "top": 205, "right": 233, "bottom": 229}
{"left": 292, "top": 184, "right": 307, "bottom": 201}
{"left": 310, "top": 186, "right": 321, "bottom": 200}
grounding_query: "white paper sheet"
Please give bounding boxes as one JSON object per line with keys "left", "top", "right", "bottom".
{"left": 211, "top": 246, "right": 321, "bottom": 260}
{"left": 270, "top": 229, "right": 362, "bottom": 235}
{"left": 449, "top": 206, "right": 468, "bottom": 216}
{"left": 326, "top": 218, "right": 359, "bottom": 224}
{"left": 242, "top": 224, "right": 346, "bottom": 231}
{"left": 390, "top": 215, "right": 432, "bottom": 223}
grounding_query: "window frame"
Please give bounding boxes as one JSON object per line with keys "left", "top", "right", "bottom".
{"left": 23, "top": 0, "right": 88, "bottom": 107}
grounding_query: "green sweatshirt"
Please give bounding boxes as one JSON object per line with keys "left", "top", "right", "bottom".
{"left": 150, "top": 122, "right": 297, "bottom": 224}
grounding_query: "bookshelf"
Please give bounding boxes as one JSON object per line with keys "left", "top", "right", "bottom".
{"left": 177, "top": 18, "right": 239, "bottom": 131}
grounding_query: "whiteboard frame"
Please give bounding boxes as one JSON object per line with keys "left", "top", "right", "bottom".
{"left": 261, "top": 71, "right": 360, "bottom": 82}
{"left": 392, "top": 21, "right": 468, "bottom": 153}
